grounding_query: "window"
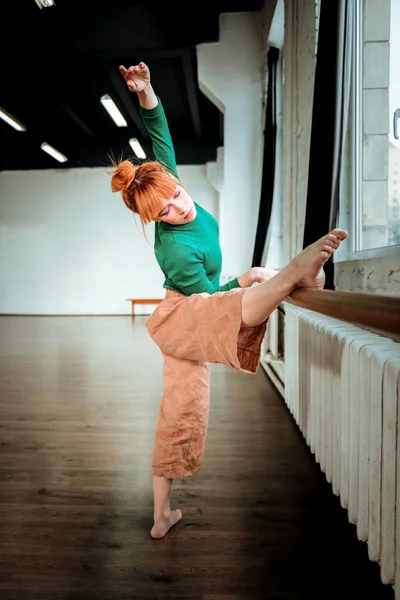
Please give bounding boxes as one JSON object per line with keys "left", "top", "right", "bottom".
{"left": 353, "top": 0, "right": 400, "bottom": 255}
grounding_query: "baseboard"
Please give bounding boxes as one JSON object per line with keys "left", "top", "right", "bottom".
{"left": 261, "top": 356, "right": 285, "bottom": 399}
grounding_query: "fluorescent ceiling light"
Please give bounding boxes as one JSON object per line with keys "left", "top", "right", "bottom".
{"left": 0, "top": 106, "right": 26, "bottom": 132}
{"left": 34, "top": 0, "right": 55, "bottom": 8}
{"left": 100, "top": 94, "right": 127, "bottom": 127}
{"left": 129, "top": 138, "right": 146, "bottom": 159}
{"left": 40, "top": 142, "right": 68, "bottom": 163}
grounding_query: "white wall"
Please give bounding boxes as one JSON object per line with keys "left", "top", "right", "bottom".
{"left": 197, "top": 12, "right": 266, "bottom": 278}
{"left": 180, "top": 165, "right": 218, "bottom": 218}
{"left": 0, "top": 164, "right": 218, "bottom": 315}
{"left": 335, "top": 255, "right": 400, "bottom": 294}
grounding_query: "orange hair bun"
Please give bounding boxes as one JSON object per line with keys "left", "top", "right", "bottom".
{"left": 111, "top": 160, "right": 136, "bottom": 193}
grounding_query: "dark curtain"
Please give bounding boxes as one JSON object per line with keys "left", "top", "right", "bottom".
{"left": 329, "top": 0, "right": 354, "bottom": 230}
{"left": 302, "top": 0, "right": 340, "bottom": 289}
{"left": 252, "top": 46, "right": 279, "bottom": 267}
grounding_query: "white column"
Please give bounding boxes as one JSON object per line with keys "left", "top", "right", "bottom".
{"left": 197, "top": 12, "right": 265, "bottom": 277}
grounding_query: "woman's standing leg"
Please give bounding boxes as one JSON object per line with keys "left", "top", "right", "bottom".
{"left": 151, "top": 476, "right": 177, "bottom": 539}
{"left": 151, "top": 352, "right": 210, "bottom": 539}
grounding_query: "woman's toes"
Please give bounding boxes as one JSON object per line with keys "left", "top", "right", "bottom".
{"left": 331, "top": 228, "right": 348, "bottom": 241}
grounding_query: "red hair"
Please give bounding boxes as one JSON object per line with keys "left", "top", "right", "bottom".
{"left": 111, "top": 160, "right": 178, "bottom": 225}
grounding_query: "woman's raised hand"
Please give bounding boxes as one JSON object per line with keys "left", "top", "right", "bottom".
{"left": 119, "top": 62, "right": 150, "bottom": 93}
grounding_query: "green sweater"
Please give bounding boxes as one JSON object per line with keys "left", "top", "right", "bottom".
{"left": 140, "top": 99, "right": 240, "bottom": 296}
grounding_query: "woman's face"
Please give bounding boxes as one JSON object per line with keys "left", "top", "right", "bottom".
{"left": 155, "top": 185, "right": 197, "bottom": 225}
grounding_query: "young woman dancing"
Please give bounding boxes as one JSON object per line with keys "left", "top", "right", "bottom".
{"left": 111, "top": 62, "right": 348, "bottom": 539}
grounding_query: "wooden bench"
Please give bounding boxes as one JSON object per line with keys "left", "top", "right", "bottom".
{"left": 126, "top": 298, "right": 162, "bottom": 317}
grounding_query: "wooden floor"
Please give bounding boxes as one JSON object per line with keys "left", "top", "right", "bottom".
{"left": 0, "top": 316, "right": 394, "bottom": 600}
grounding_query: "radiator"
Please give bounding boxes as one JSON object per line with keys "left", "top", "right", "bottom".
{"left": 284, "top": 304, "right": 400, "bottom": 594}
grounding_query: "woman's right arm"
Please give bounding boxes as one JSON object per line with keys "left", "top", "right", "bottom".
{"left": 119, "top": 63, "right": 179, "bottom": 179}
{"left": 138, "top": 91, "right": 179, "bottom": 180}
{"left": 136, "top": 82, "right": 158, "bottom": 110}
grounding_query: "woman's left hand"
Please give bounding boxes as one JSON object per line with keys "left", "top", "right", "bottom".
{"left": 250, "top": 266, "right": 279, "bottom": 284}
{"left": 237, "top": 266, "right": 279, "bottom": 288}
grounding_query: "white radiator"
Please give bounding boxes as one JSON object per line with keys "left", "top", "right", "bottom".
{"left": 284, "top": 304, "right": 400, "bottom": 594}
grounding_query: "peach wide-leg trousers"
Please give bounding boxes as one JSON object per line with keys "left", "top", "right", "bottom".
{"left": 145, "top": 288, "right": 267, "bottom": 479}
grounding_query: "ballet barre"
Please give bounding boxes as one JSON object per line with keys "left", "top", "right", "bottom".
{"left": 287, "top": 288, "right": 400, "bottom": 337}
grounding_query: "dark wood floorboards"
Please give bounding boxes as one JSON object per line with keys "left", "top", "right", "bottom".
{"left": 0, "top": 316, "right": 394, "bottom": 600}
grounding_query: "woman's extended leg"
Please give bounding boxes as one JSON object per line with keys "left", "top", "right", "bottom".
{"left": 151, "top": 352, "right": 211, "bottom": 539}
{"left": 242, "top": 228, "right": 348, "bottom": 327}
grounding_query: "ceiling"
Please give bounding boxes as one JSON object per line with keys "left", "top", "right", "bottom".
{"left": 0, "top": 0, "right": 264, "bottom": 171}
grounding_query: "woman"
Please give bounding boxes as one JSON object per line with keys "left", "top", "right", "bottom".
{"left": 111, "top": 62, "right": 348, "bottom": 540}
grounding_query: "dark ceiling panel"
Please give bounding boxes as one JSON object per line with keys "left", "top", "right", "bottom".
{"left": 0, "top": 0, "right": 264, "bottom": 171}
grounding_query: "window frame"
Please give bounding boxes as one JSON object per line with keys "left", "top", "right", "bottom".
{"left": 336, "top": 0, "right": 400, "bottom": 263}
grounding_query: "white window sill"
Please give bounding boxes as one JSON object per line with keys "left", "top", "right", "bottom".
{"left": 334, "top": 243, "right": 400, "bottom": 263}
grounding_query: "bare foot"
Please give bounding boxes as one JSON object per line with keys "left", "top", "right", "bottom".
{"left": 291, "top": 228, "right": 348, "bottom": 288}
{"left": 150, "top": 509, "right": 183, "bottom": 540}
